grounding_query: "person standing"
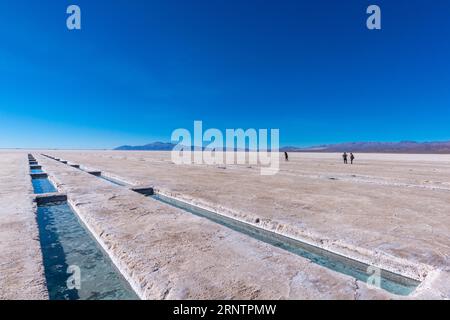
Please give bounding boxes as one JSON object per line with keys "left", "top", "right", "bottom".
{"left": 350, "top": 153, "right": 355, "bottom": 164}
{"left": 342, "top": 152, "right": 348, "bottom": 164}
{"left": 284, "top": 151, "right": 289, "bottom": 161}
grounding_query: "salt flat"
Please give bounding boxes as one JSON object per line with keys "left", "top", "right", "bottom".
{"left": 33, "top": 154, "right": 393, "bottom": 299}
{"left": 41, "top": 151, "right": 450, "bottom": 298}
{"left": 1, "top": 151, "right": 449, "bottom": 299}
{"left": 0, "top": 153, "right": 47, "bottom": 299}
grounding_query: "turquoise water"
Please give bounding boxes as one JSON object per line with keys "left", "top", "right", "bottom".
{"left": 32, "top": 178, "right": 57, "bottom": 193}
{"left": 37, "top": 202, "right": 138, "bottom": 300}
{"left": 151, "top": 193, "right": 420, "bottom": 296}
{"left": 31, "top": 169, "right": 44, "bottom": 174}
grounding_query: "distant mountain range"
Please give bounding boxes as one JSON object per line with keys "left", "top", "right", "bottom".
{"left": 282, "top": 141, "right": 450, "bottom": 153}
{"left": 114, "top": 141, "right": 450, "bottom": 154}
{"left": 115, "top": 142, "right": 247, "bottom": 151}
{"left": 114, "top": 142, "right": 175, "bottom": 151}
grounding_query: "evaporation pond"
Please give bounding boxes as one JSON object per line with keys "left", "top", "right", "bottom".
{"left": 32, "top": 178, "right": 57, "bottom": 194}
{"left": 37, "top": 202, "right": 138, "bottom": 300}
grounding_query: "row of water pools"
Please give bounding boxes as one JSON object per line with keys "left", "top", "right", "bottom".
{"left": 34, "top": 154, "right": 422, "bottom": 299}
{"left": 28, "top": 155, "right": 138, "bottom": 300}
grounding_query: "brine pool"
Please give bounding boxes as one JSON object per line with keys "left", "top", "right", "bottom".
{"left": 151, "top": 193, "right": 420, "bottom": 296}
{"left": 32, "top": 177, "right": 57, "bottom": 194}
{"left": 36, "top": 201, "right": 138, "bottom": 300}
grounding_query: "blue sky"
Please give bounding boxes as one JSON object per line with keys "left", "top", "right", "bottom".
{"left": 1, "top": 0, "right": 449, "bottom": 149}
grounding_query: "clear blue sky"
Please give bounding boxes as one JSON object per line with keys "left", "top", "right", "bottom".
{"left": 1, "top": 0, "right": 449, "bottom": 149}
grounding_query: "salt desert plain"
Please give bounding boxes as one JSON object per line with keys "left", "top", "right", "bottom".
{"left": 1, "top": 151, "right": 449, "bottom": 300}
